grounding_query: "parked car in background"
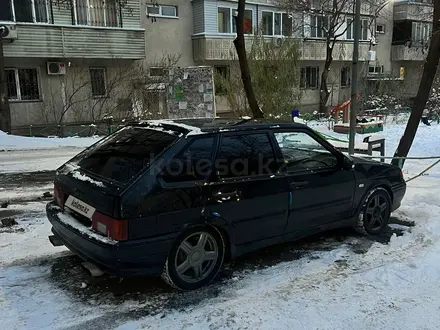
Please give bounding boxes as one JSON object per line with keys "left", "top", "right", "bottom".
{"left": 46, "top": 118, "right": 406, "bottom": 290}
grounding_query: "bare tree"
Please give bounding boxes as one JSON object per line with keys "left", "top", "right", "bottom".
{"left": 278, "top": 0, "right": 387, "bottom": 113}
{"left": 232, "top": 0, "right": 264, "bottom": 118}
{"left": 216, "top": 32, "right": 301, "bottom": 118}
{"left": 392, "top": 0, "right": 440, "bottom": 167}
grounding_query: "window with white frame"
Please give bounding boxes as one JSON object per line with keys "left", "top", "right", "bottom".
{"left": 346, "top": 18, "right": 369, "bottom": 40}
{"left": 412, "top": 21, "right": 432, "bottom": 44}
{"left": 361, "top": 19, "right": 369, "bottom": 40}
{"left": 261, "top": 11, "right": 292, "bottom": 36}
{"left": 218, "top": 7, "right": 253, "bottom": 34}
{"left": 341, "top": 67, "right": 350, "bottom": 87}
{"left": 0, "top": 0, "right": 49, "bottom": 23}
{"left": 346, "top": 18, "right": 353, "bottom": 39}
{"left": 310, "top": 15, "right": 329, "bottom": 38}
{"left": 75, "top": 0, "right": 119, "bottom": 27}
{"left": 300, "top": 67, "right": 319, "bottom": 89}
{"left": 376, "top": 24, "right": 385, "bottom": 34}
{"left": 90, "top": 68, "right": 107, "bottom": 97}
{"left": 147, "top": 5, "right": 178, "bottom": 18}
{"left": 5, "top": 68, "right": 40, "bottom": 101}
{"left": 368, "top": 65, "right": 384, "bottom": 74}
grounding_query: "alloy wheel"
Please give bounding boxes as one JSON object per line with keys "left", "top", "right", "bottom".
{"left": 174, "top": 232, "right": 219, "bottom": 283}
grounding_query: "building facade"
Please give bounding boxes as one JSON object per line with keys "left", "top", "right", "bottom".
{"left": 1, "top": 0, "right": 146, "bottom": 133}
{"left": 1, "top": 0, "right": 432, "bottom": 133}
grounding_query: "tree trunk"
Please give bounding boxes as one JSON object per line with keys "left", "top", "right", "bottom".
{"left": 391, "top": 0, "right": 440, "bottom": 167}
{"left": 319, "top": 43, "right": 333, "bottom": 114}
{"left": 0, "top": 36, "right": 11, "bottom": 133}
{"left": 233, "top": 0, "right": 263, "bottom": 118}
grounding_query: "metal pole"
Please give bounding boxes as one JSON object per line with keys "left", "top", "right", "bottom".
{"left": 0, "top": 26, "right": 11, "bottom": 133}
{"left": 349, "top": 0, "right": 361, "bottom": 154}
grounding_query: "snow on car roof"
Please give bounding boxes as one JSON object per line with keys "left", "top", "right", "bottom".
{"left": 134, "top": 118, "right": 306, "bottom": 136}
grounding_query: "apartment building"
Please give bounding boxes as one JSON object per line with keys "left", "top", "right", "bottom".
{"left": 1, "top": 0, "right": 146, "bottom": 133}
{"left": 190, "top": 0, "right": 378, "bottom": 113}
{"left": 390, "top": 0, "right": 433, "bottom": 98}
{"left": 1, "top": 0, "right": 432, "bottom": 132}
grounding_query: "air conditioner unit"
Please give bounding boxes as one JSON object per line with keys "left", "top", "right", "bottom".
{"left": 0, "top": 24, "right": 18, "bottom": 40}
{"left": 47, "top": 62, "right": 66, "bottom": 75}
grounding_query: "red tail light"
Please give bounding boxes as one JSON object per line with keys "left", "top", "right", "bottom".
{"left": 92, "top": 212, "right": 128, "bottom": 241}
{"left": 54, "top": 184, "right": 65, "bottom": 209}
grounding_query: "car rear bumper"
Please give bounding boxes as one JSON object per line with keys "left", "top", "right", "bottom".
{"left": 392, "top": 183, "right": 406, "bottom": 212}
{"left": 46, "top": 201, "right": 175, "bottom": 277}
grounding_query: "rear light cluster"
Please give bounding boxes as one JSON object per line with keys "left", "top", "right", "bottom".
{"left": 92, "top": 212, "right": 128, "bottom": 241}
{"left": 54, "top": 184, "right": 65, "bottom": 209}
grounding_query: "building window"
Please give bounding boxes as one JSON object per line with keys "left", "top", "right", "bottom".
{"left": 232, "top": 9, "right": 253, "bottom": 34}
{"left": 262, "top": 11, "right": 292, "bottom": 36}
{"left": 341, "top": 67, "right": 350, "bottom": 87}
{"left": 5, "top": 68, "right": 40, "bottom": 101}
{"left": 412, "top": 22, "right": 432, "bottom": 44}
{"left": 0, "top": 0, "right": 49, "bottom": 23}
{"left": 346, "top": 18, "right": 369, "bottom": 40}
{"left": 368, "top": 65, "right": 384, "bottom": 74}
{"left": 300, "top": 67, "right": 319, "bottom": 89}
{"left": 361, "top": 19, "right": 369, "bottom": 40}
{"left": 310, "top": 15, "right": 329, "bottom": 38}
{"left": 218, "top": 7, "right": 231, "bottom": 33}
{"left": 147, "top": 5, "right": 178, "bottom": 18}
{"left": 149, "top": 67, "right": 168, "bottom": 77}
{"left": 346, "top": 18, "right": 353, "bottom": 39}
{"left": 376, "top": 24, "right": 385, "bottom": 34}
{"left": 90, "top": 68, "right": 107, "bottom": 97}
{"left": 75, "top": 0, "right": 119, "bottom": 27}
{"left": 218, "top": 7, "right": 253, "bottom": 34}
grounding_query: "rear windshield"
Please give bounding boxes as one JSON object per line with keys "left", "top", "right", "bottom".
{"left": 69, "top": 127, "right": 179, "bottom": 184}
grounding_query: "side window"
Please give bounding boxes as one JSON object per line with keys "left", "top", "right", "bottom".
{"left": 162, "top": 136, "right": 215, "bottom": 183}
{"left": 274, "top": 131, "right": 338, "bottom": 172}
{"left": 215, "top": 133, "right": 277, "bottom": 179}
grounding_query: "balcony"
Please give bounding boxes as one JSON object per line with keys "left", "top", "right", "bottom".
{"left": 193, "top": 35, "right": 371, "bottom": 62}
{"left": 393, "top": 1, "right": 433, "bottom": 21}
{"left": 391, "top": 44, "right": 427, "bottom": 61}
{"left": 3, "top": 24, "right": 145, "bottom": 59}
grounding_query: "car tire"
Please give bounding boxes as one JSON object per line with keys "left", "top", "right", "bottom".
{"left": 161, "top": 226, "right": 225, "bottom": 290}
{"left": 355, "top": 187, "right": 392, "bottom": 236}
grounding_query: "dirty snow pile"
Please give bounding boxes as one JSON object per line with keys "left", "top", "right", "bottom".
{"left": 0, "top": 130, "right": 100, "bottom": 151}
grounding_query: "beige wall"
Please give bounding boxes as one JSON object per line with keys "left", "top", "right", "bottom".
{"left": 6, "top": 58, "right": 138, "bottom": 128}
{"left": 141, "top": 0, "right": 195, "bottom": 67}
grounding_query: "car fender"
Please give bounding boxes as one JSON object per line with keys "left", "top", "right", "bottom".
{"left": 354, "top": 179, "right": 393, "bottom": 215}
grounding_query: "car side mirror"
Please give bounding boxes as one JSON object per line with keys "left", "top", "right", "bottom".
{"left": 342, "top": 156, "right": 354, "bottom": 170}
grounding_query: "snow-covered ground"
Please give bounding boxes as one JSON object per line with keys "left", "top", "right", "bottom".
{"left": 2, "top": 121, "right": 440, "bottom": 329}
{"left": 0, "top": 130, "right": 100, "bottom": 151}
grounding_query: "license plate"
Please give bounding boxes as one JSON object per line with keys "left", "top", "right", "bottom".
{"left": 65, "top": 195, "right": 96, "bottom": 219}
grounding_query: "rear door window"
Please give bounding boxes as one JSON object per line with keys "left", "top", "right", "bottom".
{"left": 71, "top": 127, "right": 179, "bottom": 184}
{"left": 161, "top": 136, "right": 215, "bottom": 183}
{"left": 215, "top": 133, "right": 278, "bottom": 179}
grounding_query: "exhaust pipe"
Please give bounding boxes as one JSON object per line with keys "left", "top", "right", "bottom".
{"left": 82, "top": 261, "right": 104, "bottom": 277}
{"left": 49, "top": 235, "right": 64, "bottom": 247}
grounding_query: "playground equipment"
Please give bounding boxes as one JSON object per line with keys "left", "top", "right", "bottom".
{"left": 331, "top": 97, "right": 384, "bottom": 134}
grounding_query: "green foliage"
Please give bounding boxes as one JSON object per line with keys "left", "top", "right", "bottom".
{"left": 214, "top": 33, "right": 301, "bottom": 117}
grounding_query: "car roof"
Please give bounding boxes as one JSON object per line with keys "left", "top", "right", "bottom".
{"left": 130, "top": 118, "right": 308, "bottom": 135}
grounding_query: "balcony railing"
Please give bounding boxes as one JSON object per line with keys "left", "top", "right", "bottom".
{"left": 193, "top": 35, "right": 371, "bottom": 62}
{"left": 391, "top": 44, "right": 427, "bottom": 61}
